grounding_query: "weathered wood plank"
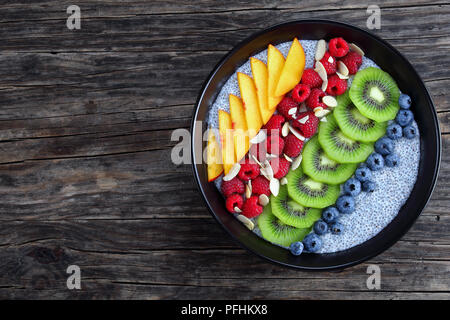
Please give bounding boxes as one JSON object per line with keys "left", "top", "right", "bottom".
{"left": 0, "top": 216, "right": 448, "bottom": 249}
{"left": 0, "top": 149, "right": 207, "bottom": 219}
{"left": 1, "top": 0, "right": 448, "bottom": 20}
{"left": 0, "top": 5, "right": 448, "bottom": 54}
{"left": 0, "top": 237, "right": 449, "bottom": 299}
{"left": 1, "top": 285, "right": 448, "bottom": 300}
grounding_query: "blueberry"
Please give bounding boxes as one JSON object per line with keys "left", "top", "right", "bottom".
{"left": 362, "top": 180, "right": 376, "bottom": 193}
{"left": 313, "top": 219, "right": 329, "bottom": 235}
{"left": 355, "top": 166, "right": 372, "bottom": 182}
{"left": 303, "top": 233, "right": 322, "bottom": 253}
{"left": 403, "top": 124, "right": 417, "bottom": 139}
{"left": 386, "top": 123, "right": 403, "bottom": 140}
{"left": 336, "top": 195, "right": 355, "bottom": 214}
{"left": 366, "top": 152, "right": 385, "bottom": 171}
{"left": 322, "top": 206, "right": 339, "bottom": 223}
{"left": 329, "top": 222, "right": 345, "bottom": 235}
{"left": 399, "top": 94, "right": 412, "bottom": 109}
{"left": 385, "top": 153, "right": 400, "bottom": 167}
{"left": 289, "top": 241, "right": 304, "bottom": 256}
{"left": 374, "top": 137, "right": 394, "bottom": 156}
{"left": 343, "top": 178, "right": 361, "bottom": 197}
{"left": 395, "top": 109, "right": 414, "bottom": 127}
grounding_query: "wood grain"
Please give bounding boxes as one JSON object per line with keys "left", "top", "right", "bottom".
{"left": 0, "top": 0, "right": 448, "bottom": 299}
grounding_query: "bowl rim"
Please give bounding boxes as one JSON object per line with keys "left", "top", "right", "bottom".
{"left": 190, "top": 19, "right": 442, "bottom": 270}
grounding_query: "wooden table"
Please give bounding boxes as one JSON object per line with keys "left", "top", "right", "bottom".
{"left": 0, "top": 1, "right": 448, "bottom": 299}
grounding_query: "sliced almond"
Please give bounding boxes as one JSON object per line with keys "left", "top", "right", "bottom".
{"left": 266, "top": 153, "right": 277, "bottom": 160}
{"left": 288, "top": 124, "right": 305, "bottom": 141}
{"left": 269, "top": 178, "right": 280, "bottom": 197}
{"left": 314, "top": 61, "right": 328, "bottom": 82}
{"left": 288, "top": 107, "right": 297, "bottom": 116}
{"left": 298, "top": 115, "right": 309, "bottom": 124}
{"left": 258, "top": 194, "right": 270, "bottom": 206}
{"left": 261, "top": 168, "right": 273, "bottom": 181}
{"left": 315, "top": 39, "right": 326, "bottom": 61}
{"left": 313, "top": 106, "right": 324, "bottom": 113}
{"left": 321, "top": 78, "right": 328, "bottom": 92}
{"left": 223, "top": 163, "right": 241, "bottom": 181}
{"left": 291, "top": 155, "right": 303, "bottom": 171}
{"left": 245, "top": 183, "right": 252, "bottom": 199}
{"left": 234, "top": 206, "right": 242, "bottom": 213}
{"left": 349, "top": 43, "right": 365, "bottom": 56}
{"left": 280, "top": 177, "right": 288, "bottom": 185}
{"left": 261, "top": 161, "right": 274, "bottom": 181}
{"left": 320, "top": 117, "right": 328, "bottom": 123}
{"left": 315, "top": 108, "right": 331, "bottom": 118}
{"left": 260, "top": 167, "right": 270, "bottom": 181}
{"left": 337, "top": 61, "right": 349, "bottom": 76}
{"left": 323, "top": 95, "right": 338, "bottom": 108}
{"left": 336, "top": 71, "right": 349, "bottom": 80}
{"left": 281, "top": 121, "right": 289, "bottom": 137}
{"left": 328, "top": 56, "right": 334, "bottom": 64}
{"left": 284, "top": 154, "right": 293, "bottom": 162}
{"left": 250, "top": 130, "right": 267, "bottom": 144}
{"left": 251, "top": 154, "right": 263, "bottom": 168}
{"left": 237, "top": 214, "right": 254, "bottom": 230}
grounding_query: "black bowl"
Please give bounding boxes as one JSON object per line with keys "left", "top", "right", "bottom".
{"left": 191, "top": 20, "right": 441, "bottom": 270}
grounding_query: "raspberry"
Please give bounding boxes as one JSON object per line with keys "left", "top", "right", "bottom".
{"left": 292, "top": 84, "right": 311, "bottom": 103}
{"left": 251, "top": 176, "right": 270, "bottom": 196}
{"left": 242, "top": 196, "right": 263, "bottom": 218}
{"left": 328, "top": 37, "right": 349, "bottom": 58}
{"left": 225, "top": 194, "right": 244, "bottom": 213}
{"left": 277, "top": 96, "right": 298, "bottom": 120}
{"left": 301, "top": 68, "right": 323, "bottom": 89}
{"left": 305, "top": 88, "right": 326, "bottom": 110}
{"left": 221, "top": 177, "right": 245, "bottom": 198}
{"left": 340, "top": 51, "right": 362, "bottom": 75}
{"left": 265, "top": 134, "right": 284, "bottom": 156}
{"left": 270, "top": 157, "right": 290, "bottom": 179}
{"left": 263, "top": 114, "right": 285, "bottom": 136}
{"left": 293, "top": 111, "right": 319, "bottom": 138}
{"left": 315, "top": 52, "right": 337, "bottom": 75}
{"left": 283, "top": 133, "right": 304, "bottom": 158}
{"left": 238, "top": 160, "right": 260, "bottom": 181}
{"left": 326, "top": 75, "right": 347, "bottom": 96}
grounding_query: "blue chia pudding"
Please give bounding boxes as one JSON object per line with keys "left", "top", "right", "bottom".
{"left": 206, "top": 39, "right": 420, "bottom": 255}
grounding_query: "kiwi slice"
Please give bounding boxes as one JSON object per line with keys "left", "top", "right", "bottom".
{"left": 271, "top": 184, "right": 322, "bottom": 228}
{"left": 349, "top": 67, "right": 400, "bottom": 122}
{"left": 334, "top": 91, "right": 388, "bottom": 142}
{"left": 302, "top": 135, "right": 357, "bottom": 184}
{"left": 258, "top": 205, "right": 311, "bottom": 247}
{"left": 318, "top": 114, "right": 374, "bottom": 163}
{"left": 286, "top": 167, "right": 340, "bottom": 209}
